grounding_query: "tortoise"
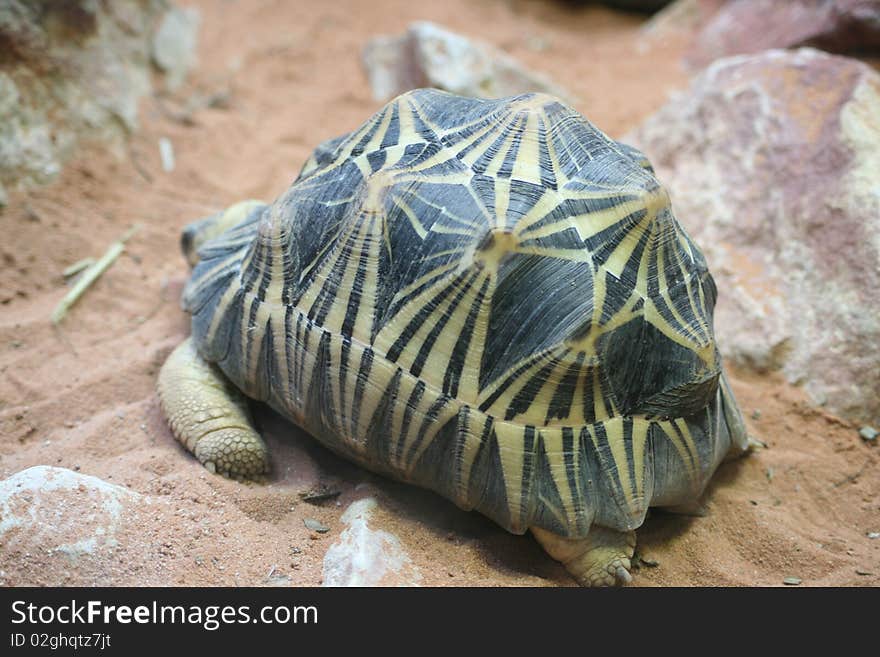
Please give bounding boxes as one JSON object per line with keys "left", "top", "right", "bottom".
{"left": 157, "top": 89, "right": 749, "bottom": 586}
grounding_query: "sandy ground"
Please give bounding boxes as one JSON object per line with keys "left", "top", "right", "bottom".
{"left": 0, "top": 0, "right": 877, "bottom": 587}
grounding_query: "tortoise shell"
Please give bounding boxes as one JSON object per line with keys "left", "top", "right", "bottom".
{"left": 181, "top": 89, "right": 748, "bottom": 539}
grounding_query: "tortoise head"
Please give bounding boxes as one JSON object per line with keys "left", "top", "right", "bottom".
{"left": 180, "top": 200, "right": 267, "bottom": 267}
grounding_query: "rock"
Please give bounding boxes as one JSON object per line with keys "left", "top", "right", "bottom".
{"left": 303, "top": 517, "right": 329, "bottom": 533}
{"left": 322, "top": 498, "right": 422, "bottom": 586}
{"left": 151, "top": 6, "right": 201, "bottom": 91}
{"left": 0, "top": 69, "right": 63, "bottom": 189}
{"left": 860, "top": 426, "right": 879, "bottom": 442}
{"left": 690, "top": 0, "right": 880, "bottom": 67}
{"left": 650, "top": 0, "right": 880, "bottom": 68}
{"left": 0, "top": 466, "right": 142, "bottom": 561}
{"left": 628, "top": 48, "right": 880, "bottom": 422}
{"left": 0, "top": 0, "right": 198, "bottom": 197}
{"left": 642, "top": 0, "right": 729, "bottom": 40}
{"left": 600, "top": 0, "right": 673, "bottom": 10}
{"left": 362, "top": 21, "right": 570, "bottom": 102}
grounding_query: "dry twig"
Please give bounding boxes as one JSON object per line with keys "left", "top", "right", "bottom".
{"left": 51, "top": 225, "right": 141, "bottom": 325}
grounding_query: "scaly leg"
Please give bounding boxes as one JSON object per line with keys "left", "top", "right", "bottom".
{"left": 158, "top": 337, "right": 269, "bottom": 478}
{"left": 532, "top": 525, "right": 636, "bottom": 587}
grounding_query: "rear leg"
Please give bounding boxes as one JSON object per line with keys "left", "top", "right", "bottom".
{"left": 532, "top": 526, "right": 636, "bottom": 587}
{"left": 158, "top": 337, "right": 269, "bottom": 478}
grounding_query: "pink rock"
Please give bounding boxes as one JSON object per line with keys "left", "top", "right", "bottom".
{"left": 681, "top": 0, "right": 880, "bottom": 68}
{"left": 628, "top": 48, "right": 880, "bottom": 422}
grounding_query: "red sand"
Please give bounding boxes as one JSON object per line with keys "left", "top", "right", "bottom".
{"left": 0, "top": 0, "right": 877, "bottom": 587}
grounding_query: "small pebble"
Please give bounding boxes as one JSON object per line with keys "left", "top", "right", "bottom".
{"left": 303, "top": 518, "right": 329, "bottom": 533}
{"left": 159, "top": 137, "right": 175, "bottom": 172}
{"left": 783, "top": 577, "right": 802, "bottom": 586}
{"left": 751, "top": 409, "right": 761, "bottom": 420}
{"left": 867, "top": 532, "right": 879, "bottom": 539}
{"left": 855, "top": 569, "right": 872, "bottom": 576}
{"left": 858, "top": 426, "right": 878, "bottom": 442}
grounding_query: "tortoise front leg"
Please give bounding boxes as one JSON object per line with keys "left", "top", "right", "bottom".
{"left": 532, "top": 525, "right": 636, "bottom": 587}
{"left": 158, "top": 337, "right": 269, "bottom": 478}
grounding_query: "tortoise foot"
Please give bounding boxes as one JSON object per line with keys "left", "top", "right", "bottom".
{"left": 158, "top": 337, "right": 269, "bottom": 479}
{"left": 532, "top": 526, "right": 636, "bottom": 587}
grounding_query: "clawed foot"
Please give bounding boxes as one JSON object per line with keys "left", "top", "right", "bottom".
{"left": 532, "top": 525, "right": 636, "bottom": 587}
{"left": 158, "top": 338, "right": 269, "bottom": 480}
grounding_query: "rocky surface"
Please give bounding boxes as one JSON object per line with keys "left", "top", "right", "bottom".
{"left": 362, "top": 21, "right": 570, "bottom": 101}
{"left": 646, "top": 0, "right": 880, "bottom": 68}
{"left": 0, "top": 0, "right": 199, "bottom": 202}
{"left": 0, "top": 466, "right": 144, "bottom": 584}
{"left": 629, "top": 47, "right": 880, "bottom": 422}
{"left": 322, "top": 496, "right": 423, "bottom": 586}
{"left": 152, "top": 5, "right": 201, "bottom": 91}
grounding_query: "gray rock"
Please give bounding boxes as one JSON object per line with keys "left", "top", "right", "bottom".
{"left": 0, "top": 73, "right": 19, "bottom": 117}
{"left": 362, "top": 21, "right": 570, "bottom": 102}
{"left": 859, "top": 426, "right": 879, "bottom": 442}
{"left": 322, "top": 498, "right": 422, "bottom": 587}
{"left": 0, "top": 0, "right": 198, "bottom": 196}
{"left": 152, "top": 6, "right": 201, "bottom": 91}
{"left": 0, "top": 466, "right": 142, "bottom": 560}
{"left": 628, "top": 48, "right": 880, "bottom": 422}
